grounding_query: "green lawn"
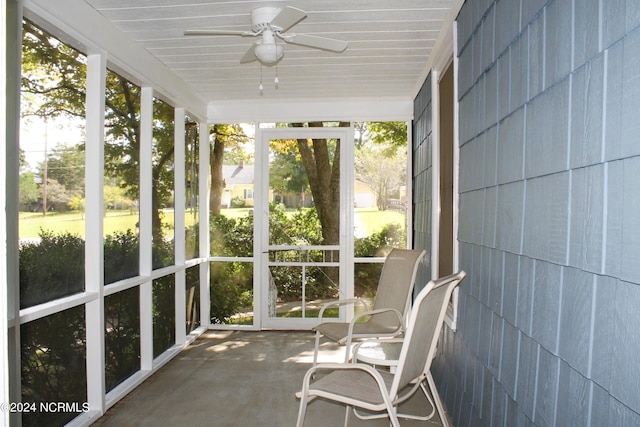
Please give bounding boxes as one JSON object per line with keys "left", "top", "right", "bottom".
{"left": 18, "top": 207, "right": 405, "bottom": 239}
{"left": 20, "top": 210, "right": 174, "bottom": 239}
{"left": 19, "top": 211, "right": 97, "bottom": 238}
{"left": 354, "top": 207, "right": 405, "bottom": 236}
{"left": 228, "top": 302, "right": 376, "bottom": 325}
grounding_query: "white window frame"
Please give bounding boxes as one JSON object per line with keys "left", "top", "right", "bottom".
{"left": 10, "top": 6, "right": 212, "bottom": 423}
{"left": 428, "top": 16, "right": 461, "bottom": 330}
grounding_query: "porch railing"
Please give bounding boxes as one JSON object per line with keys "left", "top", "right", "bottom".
{"left": 267, "top": 245, "right": 340, "bottom": 318}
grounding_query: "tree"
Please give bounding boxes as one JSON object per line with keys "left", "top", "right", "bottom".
{"left": 21, "top": 21, "right": 87, "bottom": 120}
{"left": 354, "top": 121, "right": 408, "bottom": 210}
{"left": 185, "top": 117, "right": 200, "bottom": 217}
{"left": 150, "top": 98, "right": 176, "bottom": 242}
{"left": 104, "top": 185, "right": 133, "bottom": 211}
{"left": 269, "top": 138, "right": 309, "bottom": 205}
{"left": 22, "top": 20, "right": 177, "bottom": 238}
{"left": 68, "top": 195, "right": 85, "bottom": 218}
{"left": 365, "top": 121, "right": 407, "bottom": 153}
{"left": 42, "top": 178, "right": 72, "bottom": 211}
{"left": 209, "top": 124, "right": 251, "bottom": 216}
{"left": 355, "top": 145, "right": 406, "bottom": 210}
{"left": 291, "top": 122, "right": 348, "bottom": 245}
{"left": 19, "top": 171, "right": 40, "bottom": 210}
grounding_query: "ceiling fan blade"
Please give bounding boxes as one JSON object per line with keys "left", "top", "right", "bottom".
{"left": 280, "top": 33, "right": 348, "bottom": 52}
{"left": 269, "top": 6, "right": 307, "bottom": 32}
{"left": 184, "top": 30, "right": 255, "bottom": 36}
{"left": 240, "top": 43, "right": 258, "bottom": 64}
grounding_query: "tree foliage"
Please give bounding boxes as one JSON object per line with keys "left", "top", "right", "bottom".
{"left": 21, "top": 20, "right": 176, "bottom": 236}
{"left": 43, "top": 178, "right": 74, "bottom": 211}
{"left": 21, "top": 21, "right": 87, "bottom": 120}
{"left": 19, "top": 171, "right": 39, "bottom": 209}
{"left": 269, "top": 141, "right": 309, "bottom": 200}
{"left": 363, "top": 121, "right": 407, "bottom": 154}
{"left": 355, "top": 144, "right": 406, "bottom": 210}
{"left": 103, "top": 69, "right": 140, "bottom": 202}
{"left": 104, "top": 185, "right": 135, "bottom": 211}
{"left": 354, "top": 121, "right": 407, "bottom": 210}
{"left": 68, "top": 195, "right": 85, "bottom": 216}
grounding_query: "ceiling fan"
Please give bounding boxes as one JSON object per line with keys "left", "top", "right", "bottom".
{"left": 184, "top": 6, "right": 348, "bottom": 66}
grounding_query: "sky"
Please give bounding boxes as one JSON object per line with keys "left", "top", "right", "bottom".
{"left": 20, "top": 115, "right": 85, "bottom": 171}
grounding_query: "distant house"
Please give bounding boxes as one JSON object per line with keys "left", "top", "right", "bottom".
{"left": 221, "top": 161, "right": 255, "bottom": 207}
{"left": 354, "top": 180, "right": 376, "bottom": 208}
{"left": 221, "top": 163, "right": 376, "bottom": 210}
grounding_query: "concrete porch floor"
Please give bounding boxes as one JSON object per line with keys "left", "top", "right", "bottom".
{"left": 93, "top": 330, "right": 449, "bottom": 427}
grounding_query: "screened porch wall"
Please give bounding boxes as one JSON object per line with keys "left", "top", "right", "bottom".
{"left": 427, "top": 0, "right": 640, "bottom": 426}
{"left": 8, "top": 5, "right": 212, "bottom": 424}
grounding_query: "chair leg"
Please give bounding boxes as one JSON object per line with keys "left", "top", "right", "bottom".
{"left": 296, "top": 394, "right": 308, "bottom": 427}
{"left": 426, "top": 372, "right": 450, "bottom": 427}
{"left": 386, "top": 406, "right": 401, "bottom": 427}
{"left": 343, "top": 405, "right": 351, "bottom": 427}
{"left": 343, "top": 335, "right": 352, "bottom": 363}
{"left": 343, "top": 345, "right": 351, "bottom": 363}
{"left": 312, "top": 331, "right": 321, "bottom": 367}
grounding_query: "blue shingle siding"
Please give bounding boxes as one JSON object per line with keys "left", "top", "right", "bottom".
{"left": 414, "top": 0, "right": 640, "bottom": 425}
{"left": 412, "top": 73, "right": 433, "bottom": 292}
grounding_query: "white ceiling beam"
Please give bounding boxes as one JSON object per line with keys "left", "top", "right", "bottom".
{"left": 207, "top": 97, "right": 413, "bottom": 123}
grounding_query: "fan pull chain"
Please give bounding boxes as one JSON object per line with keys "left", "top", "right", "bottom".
{"left": 259, "top": 64, "right": 264, "bottom": 94}
{"left": 274, "top": 64, "right": 279, "bottom": 89}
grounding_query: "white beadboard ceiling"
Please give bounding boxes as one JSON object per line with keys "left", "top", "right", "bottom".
{"left": 81, "top": 0, "right": 460, "bottom": 106}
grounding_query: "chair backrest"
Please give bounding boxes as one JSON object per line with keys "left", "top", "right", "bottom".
{"left": 390, "top": 271, "right": 466, "bottom": 397}
{"left": 369, "top": 248, "right": 427, "bottom": 327}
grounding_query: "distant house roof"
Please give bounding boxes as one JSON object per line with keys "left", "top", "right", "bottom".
{"left": 354, "top": 179, "right": 374, "bottom": 193}
{"left": 222, "top": 162, "right": 254, "bottom": 186}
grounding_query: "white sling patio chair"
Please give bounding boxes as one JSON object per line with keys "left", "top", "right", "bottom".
{"left": 296, "top": 270, "right": 466, "bottom": 427}
{"left": 311, "top": 248, "right": 426, "bottom": 366}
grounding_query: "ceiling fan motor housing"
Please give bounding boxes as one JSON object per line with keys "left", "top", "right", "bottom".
{"left": 251, "top": 7, "right": 282, "bottom": 33}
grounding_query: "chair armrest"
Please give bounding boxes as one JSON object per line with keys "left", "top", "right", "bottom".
{"left": 352, "top": 337, "right": 404, "bottom": 351}
{"left": 349, "top": 307, "right": 404, "bottom": 334}
{"left": 340, "top": 307, "right": 404, "bottom": 347}
{"left": 318, "top": 298, "right": 369, "bottom": 322}
{"left": 301, "top": 362, "right": 388, "bottom": 393}
{"left": 351, "top": 337, "right": 404, "bottom": 366}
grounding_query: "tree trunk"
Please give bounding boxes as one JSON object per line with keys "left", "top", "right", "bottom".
{"left": 294, "top": 123, "right": 343, "bottom": 245}
{"left": 294, "top": 122, "right": 347, "bottom": 293}
{"left": 151, "top": 182, "right": 163, "bottom": 242}
{"left": 209, "top": 126, "right": 225, "bottom": 216}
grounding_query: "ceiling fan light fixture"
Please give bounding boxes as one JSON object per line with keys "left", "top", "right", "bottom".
{"left": 254, "top": 42, "right": 284, "bottom": 65}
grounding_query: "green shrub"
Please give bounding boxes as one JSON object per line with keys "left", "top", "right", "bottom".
{"left": 21, "top": 305, "right": 87, "bottom": 427}
{"left": 152, "top": 274, "right": 175, "bottom": 357}
{"left": 19, "top": 230, "right": 85, "bottom": 308}
{"left": 353, "top": 223, "right": 406, "bottom": 297}
{"left": 210, "top": 213, "right": 253, "bottom": 257}
{"left": 230, "top": 196, "right": 246, "bottom": 208}
{"left": 354, "top": 223, "right": 406, "bottom": 257}
{"left": 210, "top": 261, "right": 253, "bottom": 324}
{"left": 104, "top": 287, "right": 140, "bottom": 392}
{"left": 104, "top": 230, "right": 139, "bottom": 284}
